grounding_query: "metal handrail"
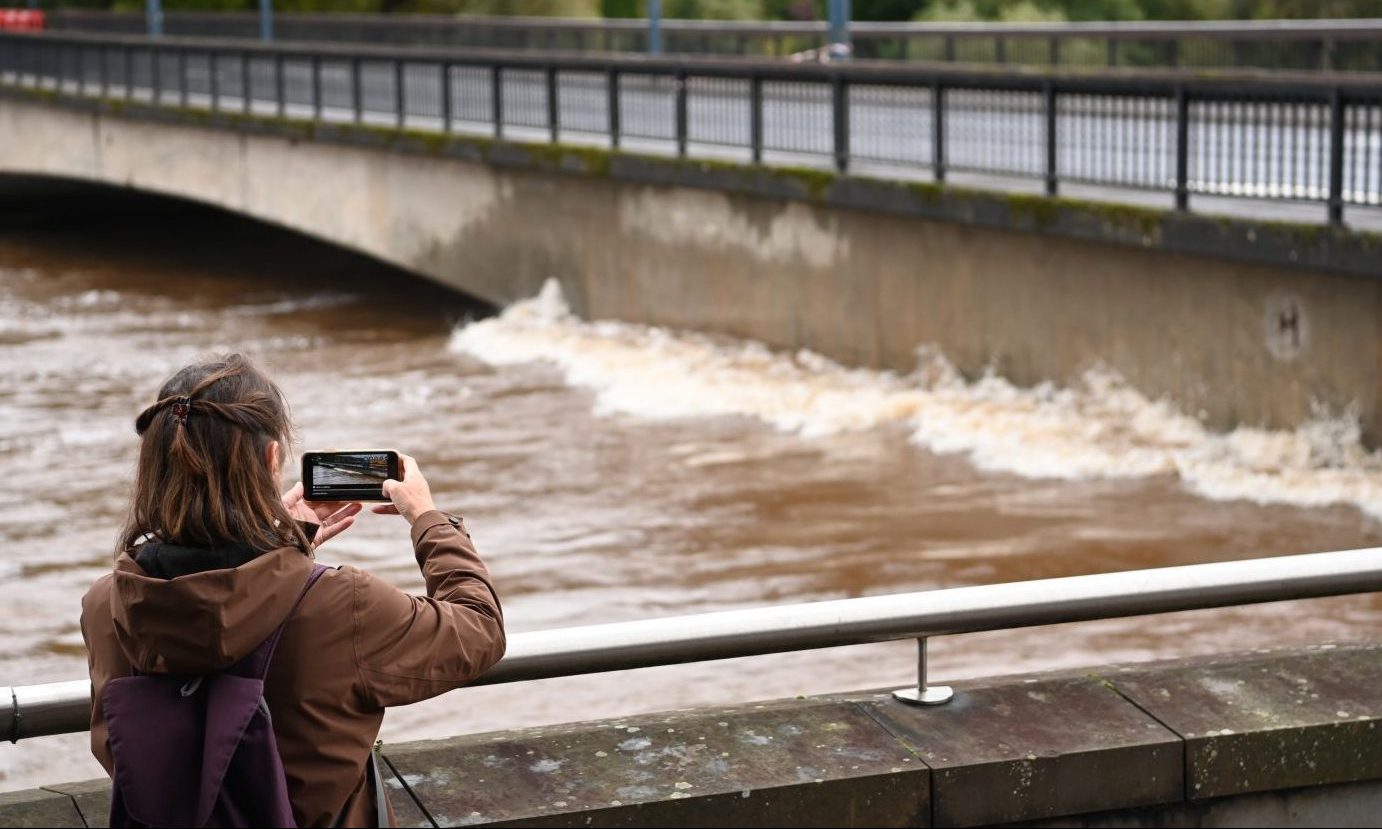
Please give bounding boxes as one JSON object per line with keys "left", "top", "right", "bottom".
{"left": 4, "top": 29, "right": 1380, "bottom": 225}
{"left": 5, "top": 547, "right": 1380, "bottom": 742}
{"left": 45, "top": 11, "right": 1382, "bottom": 42}
{"left": 6, "top": 30, "right": 1380, "bottom": 94}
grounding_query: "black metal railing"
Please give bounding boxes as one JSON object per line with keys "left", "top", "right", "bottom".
{"left": 43, "top": 11, "right": 1382, "bottom": 73}
{"left": 2, "top": 31, "right": 1379, "bottom": 225}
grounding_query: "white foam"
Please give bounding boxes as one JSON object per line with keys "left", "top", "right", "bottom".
{"left": 450, "top": 279, "right": 1382, "bottom": 521}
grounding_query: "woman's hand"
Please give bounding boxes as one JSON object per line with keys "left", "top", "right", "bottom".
{"left": 282, "top": 482, "right": 363, "bottom": 548}
{"left": 371, "top": 454, "right": 437, "bottom": 525}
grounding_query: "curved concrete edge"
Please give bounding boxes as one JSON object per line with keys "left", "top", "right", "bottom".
{"left": 3, "top": 84, "right": 1379, "bottom": 282}
{"left": 2, "top": 642, "right": 1377, "bottom": 828}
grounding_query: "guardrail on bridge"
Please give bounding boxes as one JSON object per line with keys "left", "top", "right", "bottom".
{"left": 2, "top": 30, "right": 1380, "bottom": 225}
{"left": 42, "top": 11, "right": 1382, "bottom": 73}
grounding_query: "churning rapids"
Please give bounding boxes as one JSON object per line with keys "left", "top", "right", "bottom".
{"left": 1, "top": 199, "right": 1379, "bottom": 792}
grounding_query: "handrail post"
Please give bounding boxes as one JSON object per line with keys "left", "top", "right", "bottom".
{"left": 492, "top": 64, "right": 503, "bottom": 138}
{"left": 675, "top": 69, "right": 688, "bottom": 157}
{"left": 607, "top": 68, "right": 620, "bottom": 149}
{"left": 749, "top": 73, "right": 763, "bottom": 164}
{"left": 178, "top": 48, "right": 188, "bottom": 108}
{"left": 1174, "top": 85, "right": 1189, "bottom": 211}
{"left": 242, "top": 50, "right": 252, "bottom": 115}
{"left": 546, "top": 65, "right": 559, "bottom": 143}
{"left": 893, "top": 638, "right": 953, "bottom": 706}
{"left": 210, "top": 51, "right": 219, "bottom": 112}
{"left": 275, "top": 52, "right": 285, "bottom": 118}
{"left": 1044, "top": 80, "right": 1057, "bottom": 196}
{"left": 151, "top": 44, "right": 161, "bottom": 105}
{"left": 394, "top": 58, "right": 405, "bottom": 128}
{"left": 311, "top": 54, "right": 321, "bottom": 121}
{"left": 441, "top": 61, "right": 453, "bottom": 134}
{"left": 1327, "top": 88, "right": 1344, "bottom": 225}
{"left": 932, "top": 78, "right": 945, "bottom": 182}
{"left": 832, "top": 75, "right": 849, "bottom": 172}
{"left": 351, "top": 56, "right": 362, "bottom": 124}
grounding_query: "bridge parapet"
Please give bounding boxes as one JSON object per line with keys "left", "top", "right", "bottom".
{"left": 2, "top": 644, "right": 1378, "bottom": 827}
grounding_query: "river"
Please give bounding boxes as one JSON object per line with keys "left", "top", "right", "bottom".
{"left": 1, "top": 188, "right": 1379, "bottom": 793}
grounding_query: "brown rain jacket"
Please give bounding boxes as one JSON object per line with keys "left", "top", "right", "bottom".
{"left": 80, "top": 511, "right": 506, "bottom": 827}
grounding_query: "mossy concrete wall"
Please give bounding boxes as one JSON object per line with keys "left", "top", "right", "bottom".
{"left": 2, "top": 644, "right": 1379, "bottom": 827}
{"left": 3, "top": 90, "right": 1381, "bottom": 440}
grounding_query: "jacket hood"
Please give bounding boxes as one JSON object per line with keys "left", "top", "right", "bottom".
{"left": 110, "top": 545, "right": 314, "bottom": 674}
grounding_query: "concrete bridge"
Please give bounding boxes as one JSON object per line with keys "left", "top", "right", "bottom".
{"left": 2, "top": 34, "right": 1382, "bottom": 441}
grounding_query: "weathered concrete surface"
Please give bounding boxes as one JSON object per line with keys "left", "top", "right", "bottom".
{"left": 1106, "top": 642, "right": 1382, "bottom": 801}
{"left": 0, "top": 787, "right": 85, "bottom": 827}
{"left": 1011, "top": 778, "right": 1382, "bottom": 827}
{"left": 3, "top": 91, "right": 1381, "bottom": 440}
{"left": 862, "top": 674, "right": 1181, "bottom": 826}
{"left": 383, "top": 699, "right": 929, "bottom": 827}
{"left": 1, "top": 644, "right": 1378, "bottom": 827}
{"left": 43, "top": 779, "right": 111, "bottom": 828}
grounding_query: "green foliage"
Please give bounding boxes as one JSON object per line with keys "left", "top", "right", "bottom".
{"left": 452, "top": 0, "right": 601, "bottom": 15}
{"left": 49, "top": 0, "right": 1382, "bottom": 23}
{"left": 664, "top": 0, "right": 766, "bottom": 19}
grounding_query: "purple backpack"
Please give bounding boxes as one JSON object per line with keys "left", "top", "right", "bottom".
{"left": 102, "top": 563, "right": 328, "bottom": 828}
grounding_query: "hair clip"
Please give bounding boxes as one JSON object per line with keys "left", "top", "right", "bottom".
{"left": 171, "top": 397, "right": 192, "bottom": 426}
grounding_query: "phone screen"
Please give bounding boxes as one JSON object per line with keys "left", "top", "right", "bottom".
{"left": 302, "top": 451, "right": 399, "bottom": 502}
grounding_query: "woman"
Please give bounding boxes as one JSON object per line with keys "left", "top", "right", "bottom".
{"left": 80, "top": 353, "right": 506, "bottom": 827}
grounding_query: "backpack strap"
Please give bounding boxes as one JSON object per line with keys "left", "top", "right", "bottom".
{"left": 234, "top": 562, "right": 330, "bottom": 680}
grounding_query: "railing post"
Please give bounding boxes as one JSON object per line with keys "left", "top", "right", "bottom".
{"left": 1167, "top": 39, "right": 1180, "bottom": 68}
{"left": 492, "top": 64, "right": 503, "bottom": 138}
{"left": 932, "top": 78, "right": 945, "bottom": 182}
{"left": 1044, "top": 81, "right": 1057, "bottom": 196}
{"left": 1108, "top": 38, "right": 1118, "bottom": 66}
{"left": 311, "top": 54, "right": 321, "bottom": 121}
{"left": 750, "top": 73, "right": 763, "bottom": 164}
{"left": 1327, "top": 88, "right": 1344, "bottom": 225}
{"left": 892, "top": 638, "right": 953, "bottom": 706}
{"left": 995, "top": 36, "right": 1006, "bottom": 64}
{"left": 125, "top": 47, "right": 133, "bottom": 102}
{"left": 607, "top": 68, "right": 621, "bottom": 149}
{"left": 675, "top": 69, "right": 687, "bottom": 157}
{"left": 76, "top": 44, "right": 85, "bottom": 95}
{"left": 394, "top": 58, "right": 405, "bottom": 128}
{"left": 1175, "top": 85, "right": 1189, "bottom": 210}
{"left": 178, "top": 48, "right": 188, "bottom": 107}
{"left": 943, "top": 35, "right": 955, "bottom": 62}
{"left": 242, "top": 51, "right": 252, "bottom": 114}
{"left": 832, "top": 75, "right": 849, "bottom": 172}
{"left": 275, "top": 53, "right": 285, "bottom": 117}
{"left": 151, "top": 45, "right": 161, "bottom": 104}
{"left": 441, "top": 61, "right": 453, "bottom": 134}
{"left": 100, "top": 46, "right": 109, "bottom": 99}
{"left": 351, "top": 57, "right": 362, "bottom": 123}
{"left": 210, "top": 51, "right": 219, "bottom": 111}
{"left": 1048, "top": 37, "right": 1059, "bottom": 66}
{"left": 546, "top": 65, "right": 559, "bottom": 143}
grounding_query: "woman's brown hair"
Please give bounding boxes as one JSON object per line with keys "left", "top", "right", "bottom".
{"left": 119, "top": 353, "right": 311, "bottom": 555}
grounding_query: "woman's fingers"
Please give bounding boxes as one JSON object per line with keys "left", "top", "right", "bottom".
{"left": 313, "top": 514, "right": 356, "bottom": 547}
{"left": 371, "top": 504, "right": 400, "bottom": 515}
{"left": 310, "top": 503, "right": 364, "bottom": 548}
{"left": 281, "top": 481, "right": 305, "bottom": 507}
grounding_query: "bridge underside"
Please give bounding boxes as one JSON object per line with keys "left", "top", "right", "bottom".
{"left": 3, "top": 93, "right": 1380, "bottom": 441}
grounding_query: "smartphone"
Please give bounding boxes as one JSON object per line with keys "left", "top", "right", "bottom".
{"left": 302, "top": 450, "right": 400, "bottom": 502}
